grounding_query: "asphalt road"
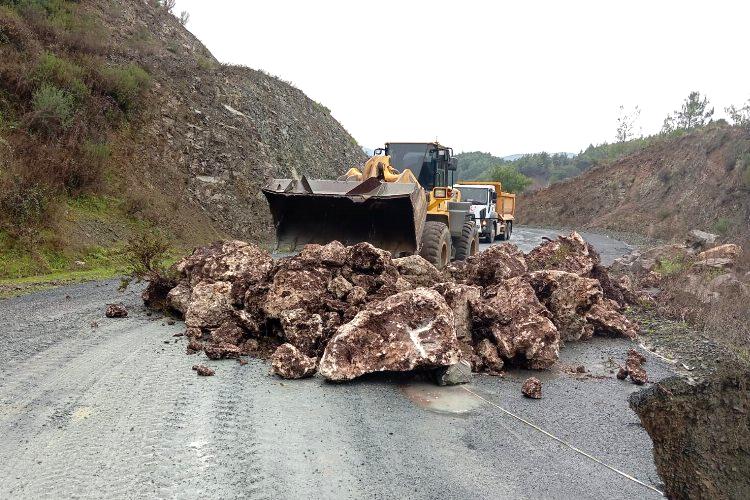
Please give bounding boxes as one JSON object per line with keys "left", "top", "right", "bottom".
{"left": 0, "top": 228, "right": 667, "bottom": 499}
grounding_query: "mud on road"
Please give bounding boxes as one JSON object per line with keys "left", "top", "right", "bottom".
{"left": 0, "top": 228, "right": 667, "bottom": 499}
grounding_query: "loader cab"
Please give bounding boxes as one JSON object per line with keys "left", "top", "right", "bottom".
{"left": 376, "top": 142, "right": 457, "bottom": 191}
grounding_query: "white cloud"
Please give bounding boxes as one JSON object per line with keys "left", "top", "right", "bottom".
{"left": 174, "top": 0, "right": 750, "bottom": 155}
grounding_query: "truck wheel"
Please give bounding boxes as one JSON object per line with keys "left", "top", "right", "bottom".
{"left": 420, "top": 221, "right": 451, "bottom": 270}
{"left": 455, "top": 221, "right": 480, "bottom": 261}
{"left": 506, "top": 221, "right": 513, "bottom": 240}
{"left": 487, "top": 224, "right": 496, "bottom": 243}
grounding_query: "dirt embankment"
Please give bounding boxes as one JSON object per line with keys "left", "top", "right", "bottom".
{"left": 0, "top": 0, "right": 366, "bottom": 251}
{"left": 630, "top": 370, "right": 750, "bottom": 500}
{"left": 518, "top": 124, "right": 750, "bottom": 242}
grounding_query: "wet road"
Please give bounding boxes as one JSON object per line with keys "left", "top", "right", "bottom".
{"left": 0, "top": 228, "right": 664, "bottom": 499}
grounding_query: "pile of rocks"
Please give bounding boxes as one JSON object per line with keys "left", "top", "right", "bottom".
{"left": 610, "top": 229, "right": 748, "bottom": 318}
{"left": 155, "top": 232, "right": 639, "bottom": 381}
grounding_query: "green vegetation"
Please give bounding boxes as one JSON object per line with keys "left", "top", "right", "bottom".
{"left": 457, "top": 136, "right": 655, "bottom": 190}
{"left": 662, "top": 91, "right": 714, "bottom": 133}
{"left": 486, "top": 165, "right": 532, "bottom": 193}
{"left": 655, "top": 257, "right": 684, "bottom": 276}
{"left": 30, "top": 83, "right": 75, "bottom": 133}
{"left": 101, "top": 63, "right": 152, "bottom": 114}
{"left": 713, "top": 218, "right": 731, "bottom": 235}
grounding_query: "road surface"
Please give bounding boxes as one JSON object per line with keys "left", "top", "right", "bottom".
{"left": 0, "top": 228, "right": 667, "bottom": 499}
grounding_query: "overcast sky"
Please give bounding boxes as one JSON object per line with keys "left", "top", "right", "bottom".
{"left": 173, "top": 0, "right": 749, "bottom": 156}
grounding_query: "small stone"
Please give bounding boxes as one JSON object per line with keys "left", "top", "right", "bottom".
{"left": 522, "top": 377, "right": 542, "bottom": 399}
{"left": 434, "top": 360, "right": 472, "bottom": 386}
{"left": 192, "top": 364, "right": 215, "bottom": 376}
{"left": 617, "top": 367, "right": 629, "bottom": 380}
{"left": 105, "top": 304, "right": 128, "bottom": 318}
{"left": 167, "top": 319, "right": 176, "bottom": 326}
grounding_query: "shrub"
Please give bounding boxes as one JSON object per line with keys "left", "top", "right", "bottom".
{"left": 0, "top": 172, "right": 54, "bottom": 240}
{"left": 100, "top": 63, "right": 151, "bottom": 114}
{"left": 28, "top": 83, "right": 75, "bottom": 135}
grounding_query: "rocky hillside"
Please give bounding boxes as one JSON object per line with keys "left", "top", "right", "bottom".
{"left": 518, "top": 124, "right": 750, "bottom": 241}
{"left": 0, "top": 0, "right": 364, "bottom": 277}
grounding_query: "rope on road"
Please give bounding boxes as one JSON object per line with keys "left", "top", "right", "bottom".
{"left": 460, "top": 385, "right": 665, "bottom": 497}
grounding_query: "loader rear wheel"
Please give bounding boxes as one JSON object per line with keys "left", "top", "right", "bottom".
{"left": 455, "top": 221, "right": 480, "bottom": 261}
{"left": 420, "top": 221, "right": 451, "bottom": 270}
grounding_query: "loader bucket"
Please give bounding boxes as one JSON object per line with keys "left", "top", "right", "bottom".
{"left": 262, "top": 177, "right": 427, "bottom": 255}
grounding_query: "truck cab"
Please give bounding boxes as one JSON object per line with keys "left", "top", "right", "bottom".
{"left": 453, "top": 181, "right": 516, "bottom": 242}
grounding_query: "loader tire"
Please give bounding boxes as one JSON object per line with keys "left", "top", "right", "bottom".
{"left": 455, "top": 221, "right": 480, "bottom": 261}
{"left": 420, "top": 221, "right": 451, "bottom": 270}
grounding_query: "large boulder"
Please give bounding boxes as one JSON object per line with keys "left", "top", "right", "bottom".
{"left": 279, "top": 308, "right": 324, "bottom": 355}
{"left": 318, "top": 288, "right": 460, "bottom": 381}
{"left": 471, "top": 277, "right": 560, "bottom": 369}
{"left": 526, "top": 231, "right": 599, "bottom": 276}
{"left": 432, "top": 282, "right": 481, "bottom": 340}
{"left": 297, "top": 241, "right": 348, "bottom": 267}
{"left": 271, "top": 343, "right": 317, "bottom": 379}
{"left": 458, "top": 244, "right": 528, "bottom": 287}
{"left": 166, "top": 282, "right": 192, "bottom": 315}
{"left": 393, "top": 255, "right": 442, "bottom": 288}
{"left": 263, "top": 261, "right": 332, "bottom": 319}
{"left": 697, "top": 243, "right": 742, "bottom": 261}
{"left": 185, "top": 281, "right": 233, "bottom": 329}
{"left": 176, "top": 240, "right": 273, "bottom": 286}
{"left": 685, "top": 229, "right": 718, "bottom": 251}
{"left": 527, "top": 270, "right": 601, "bottom": 341}
{"left": 347, "top": 242, "right": 392, "bottom": 273}
{"left": 528, "top": 270, "right": 638, "bottom": 341}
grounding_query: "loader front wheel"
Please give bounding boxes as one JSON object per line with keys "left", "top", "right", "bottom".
{"left": 420, "top": 221, "right": 451, "bottom": 270}
{"left": 455, "top": 221, "right": 480, "bottom": 261}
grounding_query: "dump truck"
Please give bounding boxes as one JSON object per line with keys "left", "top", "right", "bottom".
{"left": 452, "top": 181, "right": 516, "bottom": 242}
{"left": 262, "top": 142, "right": 480, "bottom": 269}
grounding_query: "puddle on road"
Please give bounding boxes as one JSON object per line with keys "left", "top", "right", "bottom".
{"left": 400, "top": 382, "right": 484, "bottom": 415}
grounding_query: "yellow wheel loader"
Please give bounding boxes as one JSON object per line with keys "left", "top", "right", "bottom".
{"left": 262, "top": 142, "right": 479, "bottom": 269}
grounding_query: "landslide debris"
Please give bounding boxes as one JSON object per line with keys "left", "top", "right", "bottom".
{"left": 152, "top": 232, "right": 641, "bottom": 382}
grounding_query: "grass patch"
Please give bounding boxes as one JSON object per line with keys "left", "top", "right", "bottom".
{"left": 655, "top": 256, "right": 684, "bottom": 276}
{"left": 713, "top": 217, "right": 731, "bottom": 235}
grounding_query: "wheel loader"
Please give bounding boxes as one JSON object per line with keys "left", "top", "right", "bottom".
{"left": 262, "top": 142, "right": 480, "bottom": 269}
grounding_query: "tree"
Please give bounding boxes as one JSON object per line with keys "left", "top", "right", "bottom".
{"left": 615, "top": 105, "right": 641, "bottom": 142}
{"left": 726, "top": 100, "right": 750, "bottom": 130}
{"left": 487, "top": 165, "right": 533, "bottom": 193}
{"left": 662, "top": 91, "right": 714, "bottom": 132}
{"left": 179, "top": 10, "right": 190, "bottom": 25}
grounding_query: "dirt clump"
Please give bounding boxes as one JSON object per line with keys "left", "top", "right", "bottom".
{"left": 105, "top": 304, "right": 128, "bottom": 318}
{"left": 271, "top": 344, "right": 317, "bottom": 379}
{"left": 522, "top": 377, "right": 542, "bottom": 398}
{"left": 192, "top": 364, "right": 215, "bottom": 376}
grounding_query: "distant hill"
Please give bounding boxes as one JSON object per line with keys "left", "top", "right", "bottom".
{"left": 518, "top": 123, "right": 750, "bottom": 241}
{"left": 456, "top": 141, "right": 655, "bottom": 190}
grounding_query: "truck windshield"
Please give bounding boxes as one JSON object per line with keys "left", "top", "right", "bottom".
{"left": 457, "top": 187, "right": 488, "bottom": 205}
{"left": 386, "top": 143, "right": 436, "bottom": 190}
